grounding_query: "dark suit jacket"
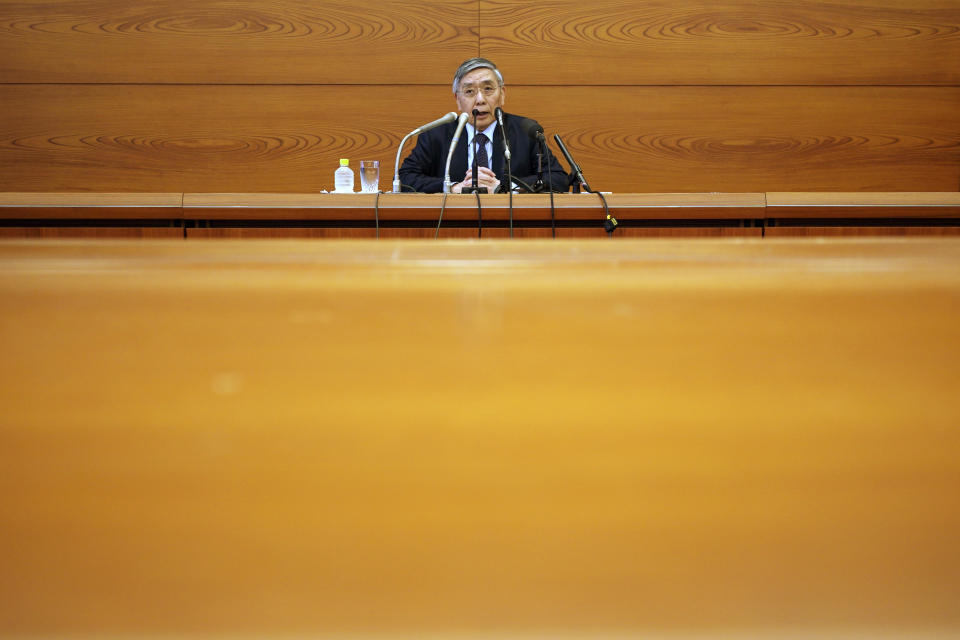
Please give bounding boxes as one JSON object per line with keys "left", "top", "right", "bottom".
{"left": 399, "top": 112, "right": 569, "bottom": 193}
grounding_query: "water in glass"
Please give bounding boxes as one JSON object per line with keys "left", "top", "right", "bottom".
{"left": 359, "top": 160, "right": 379, "bottom": 193}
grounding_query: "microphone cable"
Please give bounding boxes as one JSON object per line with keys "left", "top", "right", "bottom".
{"left": 434, "top": 191, "right": 448, "bottom": 239}
{"left": 475, "top": 190, "right": 483, "bottom": 239}
{"left": 498, "top": 125, "right": 514, "bottom": 238}
{"left": 504, "top": 145, "right": 514, "bottom": 238}
{"left": 512, "top": 177, "right": 536, "bottom": 193}
{"left": 472, "top": 110, "right": 483, "bottom": 238}
{"left": 495, "top": 109, "right": 514, "bottom": 238}
{"left": 593, "top": 189, "right": 616, "bottom": 236}
{"left": 508, "top": 178, "right": 514, "bottom": 238}
{"left": 545, "top": 143, "right": 556, "bottom": 238}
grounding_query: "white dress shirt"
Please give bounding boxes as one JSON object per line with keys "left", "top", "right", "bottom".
{"left": 464, "top": 121, "right": 497, "bottom": 170}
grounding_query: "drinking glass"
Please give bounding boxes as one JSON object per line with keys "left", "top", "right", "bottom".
{"left": 359, "top": 160, "right": 380, "bottom": 193}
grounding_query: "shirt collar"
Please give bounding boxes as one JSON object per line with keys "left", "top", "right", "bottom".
{"left": 465, "top": 120, "right": 498, "bottom": 141}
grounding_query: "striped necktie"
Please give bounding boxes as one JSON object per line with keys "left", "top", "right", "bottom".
{"left": 474, "top": 132, "right": 489, "bottom": 169}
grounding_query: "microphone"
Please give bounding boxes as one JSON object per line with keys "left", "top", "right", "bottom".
{"left": 392, "top": 111, "right": 458, "bottom": 193}
{"left": 495, "top": 107, "right": 511, "bottom": 161}
{"left": 414, "top": 111, "right": 458, "bottom": 136}
{"left": 443, "top": 112, "right": 470, "bottom": 193}
{"left": 522, "top": 120, "right": 546, "bottom": 143}
{"left": 520, "top": 120, "right": 547, "bottom": 192}
{"left": 553, "top": 134, "right": 590, "bottom": 192}
{"left": 520, "top": 119, "right": 558, "bottom": 234}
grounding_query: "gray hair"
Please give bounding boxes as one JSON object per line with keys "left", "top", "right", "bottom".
{"left": 452, "top": 57, "right": 504, "bottom": 94}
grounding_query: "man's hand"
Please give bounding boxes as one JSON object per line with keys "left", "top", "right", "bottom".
{"left": 454, "top": 167, "right": 501, "bottom": 193}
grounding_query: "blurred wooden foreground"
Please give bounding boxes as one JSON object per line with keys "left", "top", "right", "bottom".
{"left": 1, "top": 238, "right": 959, "bottom": 638}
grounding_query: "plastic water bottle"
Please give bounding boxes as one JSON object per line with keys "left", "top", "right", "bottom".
{"left": 334, "top": 159, "right": 355, "bottom": 193}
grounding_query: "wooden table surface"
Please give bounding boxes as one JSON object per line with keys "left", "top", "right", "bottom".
{"left": 1, "top": 238, "right": 959, "bottom": 639}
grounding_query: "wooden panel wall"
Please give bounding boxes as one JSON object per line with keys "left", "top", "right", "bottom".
{"left": 0, "top": 0, "right": 478, "bottom": 84}
{"left": 1, "top": 1, "right": 958, "bottom": 192}
{"left": 481, "top": 0, "right": 960, "bottom": 85}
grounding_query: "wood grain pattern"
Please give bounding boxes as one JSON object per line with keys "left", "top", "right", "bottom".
{"left": 766, "top": 226, "right": 960, "bottom": 236}
{"left": 557, "top": 226, "right": 763, "bottom": 238}
{"left": 183, "top": 192, "right": 767, "bottom": 209}
{"left": 0, "top": 0, "right": 477, "bottom": 84}
{"left": 1, "top": 238, "right": 959, "bottom": 636}
{"left": 767, "top": 192, "right": 960, "bottom": 206}
{"left": 185, "top": 228, "right": 763, "bottom": 239}
{"left": 181, "top": 192, "right": 766, "bottom": 221}
{"left": 0, "top": 193, "right": 183, "bottom": 206}
{"left": 2, "top": 85, "right": 958, "bottom": 193}
{"left": 0, "top": 227, "right": 183, "bottom": 239}
{"left": 511, "top": 86, "right": 960, "bottom": 193}
{"left": 0, "top": 85, "right": 457, "bottom": 193}
{"left": 0, "top": 193, "right": 184, "bottom": 220}
{"left": 10, "top": 191, "right": 960, "bottom": 237}
{"left": 766, "top": 191, "right": 960, "bottom": 219}
{"left": 481, "top": 0, "right": 960, "bottom": 85}
{"left": 14, "top": 191, "right": 952, "bottom": 238}
{"left": 3, "top": 1, "right": 958, "bottom": 85}
{"left": 186, "top": 227, "right": 556, "bottom": 239}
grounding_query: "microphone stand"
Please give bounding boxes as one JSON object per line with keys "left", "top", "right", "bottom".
{"left": 393, "top": 129, "right": 416, "bottom": 193}
{"left": 532, "top": 152, "right": 545, "bottom": 193}
{"left": 462, "top": 110, "right": 487, "bottom": 195}
{"left": 553, "top": 133, "right": 618, "bottom": 235}
{"left": 569, "top": 173, "right": 582, "bottom": 194}
{"left": 494, "top": 107, "right": 514, "bottom": 237}
{"left": 443, "top": 112, "right": 470, "bottom": 194}
{"left": 523, "top": 121, "right": 556, "bottom": 235}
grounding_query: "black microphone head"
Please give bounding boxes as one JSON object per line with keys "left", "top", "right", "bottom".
{"left": 552, "top": 133, "right": 576, "bottom": 168}
{"left": 471, "top": 108, "right": 480, "bottom": 117}
{"left": 519, "top": 119, "right": 545, "bottom": 142}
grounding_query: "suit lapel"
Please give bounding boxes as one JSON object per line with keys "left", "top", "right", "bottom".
{"left": 492, "top": 126, "right": 505, "bottom": 179}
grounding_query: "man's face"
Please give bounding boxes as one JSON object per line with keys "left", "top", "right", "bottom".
{"left": 455, "top": 67, "right": 505, "bottom": 130}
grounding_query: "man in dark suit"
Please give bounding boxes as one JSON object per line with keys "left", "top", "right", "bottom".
{"left": 399, "top": 58, "right": 569, "bottom": 194}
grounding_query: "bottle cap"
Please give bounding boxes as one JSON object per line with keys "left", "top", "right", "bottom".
{"left": 339, "top": 159, "right": 349, "bottom": 167}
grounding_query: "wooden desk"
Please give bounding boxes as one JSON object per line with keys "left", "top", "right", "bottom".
{"left": 3, "top": 192, "right": 960, "bottom": 238}
{"left": 181, "top": 192, "right": 766, "bottom": 238}
{"left": 767, "top": 192, "right": 960, "bottom": 236}
{"left": 1, "top": 238, "right": 959, "bottom": 638}
{"left": 0, "top": 192, "right": 184, "bottom": 238}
